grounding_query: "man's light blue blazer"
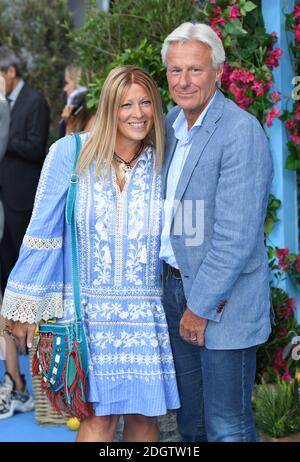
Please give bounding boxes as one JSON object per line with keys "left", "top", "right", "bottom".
{"left": 162, "top": 90, "right": 274, "bottom": 349}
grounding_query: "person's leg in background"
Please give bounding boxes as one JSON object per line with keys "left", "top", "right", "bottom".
{"left": 162, "top": 263, "right": 207, "bottom": 442}
{"left": 0, "top": 205, "right": 34, "bottom": 418}
{"left": 201, "top": 346, "right": 258, "bottom": 442}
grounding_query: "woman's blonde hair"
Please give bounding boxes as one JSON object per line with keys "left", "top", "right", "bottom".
{"left": 77, "top": 65, "right": 164, "bottom": 175}
{"left": 65, "top": 64, "right": 82, "bottom": 86}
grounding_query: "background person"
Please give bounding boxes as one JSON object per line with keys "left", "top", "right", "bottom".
{"left": 59, "top": 64, "right": 93, "bottom": 137}
{"left": 0, "top": 46, "right": 49, "bottom": 419}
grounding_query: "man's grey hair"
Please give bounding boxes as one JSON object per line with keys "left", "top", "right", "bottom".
{"left": 161, "top": 22, "right": 225, "bottom": 69}
{"left": 0, "top": 46, "right": 22, "bottom": 77}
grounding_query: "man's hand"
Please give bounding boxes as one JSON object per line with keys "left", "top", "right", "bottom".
{"left": 179, "top": 308, "right": 208, "bottom": 347}
{"left": 9, "top": 321, "right": 36, "bottom": 355}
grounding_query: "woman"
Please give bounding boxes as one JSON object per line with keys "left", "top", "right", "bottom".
{"left": 1, "top": 66, "right": 180, "bottom": 441}
{"left": 60, "top": 64, "right": 94, "bottom": 137}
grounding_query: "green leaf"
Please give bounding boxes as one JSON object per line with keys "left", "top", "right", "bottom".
{"left": 285, "top": 155, "right": 300, "bottom": 171}
{"left": 244, "top": 1, "right": 257, "bottom": 13}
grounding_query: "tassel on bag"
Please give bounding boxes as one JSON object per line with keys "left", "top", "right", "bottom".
{"left": 32, "top": 341, "right": 92, "bottom": 421}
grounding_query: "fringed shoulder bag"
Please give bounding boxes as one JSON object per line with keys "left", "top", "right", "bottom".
{"left": 32, "top": 133, "right": 92, "bottom": 421}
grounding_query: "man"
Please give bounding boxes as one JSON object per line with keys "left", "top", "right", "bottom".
{"left": 0, "top": 77, "right": 10, "bottom": 241}
{"left": 160, "top": 23, "right": 273, "bottom": 442}
{"left": 0, "top": 46, "right": 49, "bottom": 419}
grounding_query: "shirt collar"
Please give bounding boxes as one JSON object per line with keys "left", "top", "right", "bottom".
{"left": 173, "top": 90, "right": 217, "bottom": 143}
{"left": 8, "top": 79, "right": 25, "bottom": 105}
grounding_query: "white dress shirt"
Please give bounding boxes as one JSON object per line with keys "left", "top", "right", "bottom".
{"left": 159, "top": 93, "right": 216, "bottom": 268}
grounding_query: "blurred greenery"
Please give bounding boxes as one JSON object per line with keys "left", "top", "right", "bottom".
{"left": 0, "top": 0, "right": 73, "bottom": 137}
{"left": 253, "top": 379, "right": 300, "bottom": 438}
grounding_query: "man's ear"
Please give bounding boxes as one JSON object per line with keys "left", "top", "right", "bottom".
{"left": 216, "top": 65, "right": 223, "bottom": 83}
{"left": 7, "top": 65, "right": 17, "bottom": 79}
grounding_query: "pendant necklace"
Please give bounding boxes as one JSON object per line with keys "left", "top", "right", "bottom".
{"left": 113, "top": 142, "right": 144, "bottom": 183}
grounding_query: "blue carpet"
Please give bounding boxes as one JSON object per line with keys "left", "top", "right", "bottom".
{"left": 0, "top": 356, "right": 76, "bottom": 442}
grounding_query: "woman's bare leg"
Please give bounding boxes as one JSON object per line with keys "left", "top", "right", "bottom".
{"left": 123, "top": 414, "right": 159, "bottom": 442}
{"left": 76, "top": 414, "right": 119, "bottom": 442}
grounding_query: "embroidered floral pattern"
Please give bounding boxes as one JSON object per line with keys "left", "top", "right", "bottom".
{"left": 88, "top": 331, "right": 171, "bottom": 349}
{"left": 86, "top": 300, "right": 166, "bottom": 321}
{"left": 93, "top": 174, "right": 114, "bottom": 286}
{"left": 125, "top": 157, "right": 150, "bottom": 286}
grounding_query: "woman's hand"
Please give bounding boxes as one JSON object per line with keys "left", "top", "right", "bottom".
{"left": 5, "top": 320, "right": 36, "bottom": 355}
{"left": 61, "top": 104, "right": 73, "bottom": 122}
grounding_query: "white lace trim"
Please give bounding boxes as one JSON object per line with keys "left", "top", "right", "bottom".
{"left": 23, "top": 235, "right": 63, "bottom": 250}
{"left": 1, "top": 290, "right": 64, "bottom": 324}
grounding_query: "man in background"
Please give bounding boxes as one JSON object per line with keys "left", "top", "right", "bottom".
{"left": 0, "top": 46, "right": 49, "bottom": 419}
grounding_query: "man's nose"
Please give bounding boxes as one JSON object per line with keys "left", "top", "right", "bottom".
{"left": 178, "top": 70, "right": 189, "bottom": 87}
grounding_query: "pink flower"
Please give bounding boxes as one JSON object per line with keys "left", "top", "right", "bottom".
{"left": 229, "top": 83, "right": 253, "bottom": 109}
{"left": 282, "top": 372, "right": 293, "bottom": 382}
{"left": 278, "top": 327, "right": 288, "bottom": 338}
{"left": 295, "top": 5, "right": 300, "bottom": 20}
{"left": 230, "top": 68, "right": 255, "bottom": 83}
{"left": 251, "top": 80, "right": 265, "bottom": 96}
{"left": 221, "top": 63, "right": 233, "bottom": 89}
{"left": 294, "top": 24, "right": 300, "bottom": 43}
{"left": 277, "top": 248, "right": 289, "bottom": 258}
{"left": 274, "top": 347, "right": 287, "bottom": 368}
{"left": 212, "top": 7, "right": 222, "bottom": 16}
{"left": 284, "top": 297, "right": 296, "bottom": 320}
{"left": 228, "top": 5, "right": 241, "bottom": 20}
{"left": 209, "top": 0, "right": 217, "bottom": 3}
{"left": 276, "top": 247, "right": 289, "bottom": 271}
{"left": 290, "top": 130, "right": 300, "bottom": 145}
{"left": 271, "top": 91, "right": 281, "bottom": 104}
{"left": 271, "top": 32, "right": 278, "bottom": 41}
{"left": 265, "top": 48, "right": 283, "bottom": 70}
{"left": 285, "top": 119, "right": 297, "bottom": 129}
{"left": 266, "top": 107, "right": 281, "bottom": 127}
{"left": 209, "top": 16, "right": 226, "bottom": 27}
{"left": 295, "top": 105, "right": 300, "bottom": 120}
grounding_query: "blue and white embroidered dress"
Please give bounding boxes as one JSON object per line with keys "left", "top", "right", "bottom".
{"left": 2, "top": 133, "right": 180, "bottom": 416}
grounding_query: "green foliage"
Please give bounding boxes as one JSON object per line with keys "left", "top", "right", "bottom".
{"left": 253, "top": 379, "right": 300, "bottom": 438}
{"left": 67, "top": 0, "right": 193, "bottom": 111}
{"left": 264, "top": 194, "right": 281, "bottom": 237}
{"left": 0, "top": 0, "right": 73, "bottom": 135}
{"left": 86, "top": 39, "right": 172, "bottom": 112}
{"left": 281, "top": 2, "right": 300, "bottom": 171}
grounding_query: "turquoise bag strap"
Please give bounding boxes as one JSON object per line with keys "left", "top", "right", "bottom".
{"left": 65, "top": 133, "right": 82, "bottom": 326}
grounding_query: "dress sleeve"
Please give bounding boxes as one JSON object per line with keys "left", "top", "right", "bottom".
{"left": 1, "top": 135, "right": 76, "bottom": 324}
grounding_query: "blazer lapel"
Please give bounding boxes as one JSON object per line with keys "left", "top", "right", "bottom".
{"left": 172, "top": 91, "right": 225, "bottom": 217}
